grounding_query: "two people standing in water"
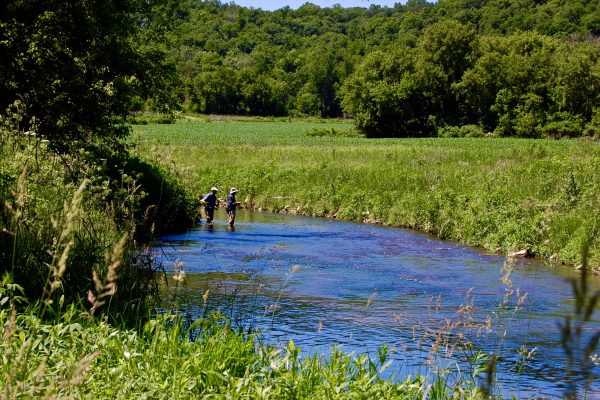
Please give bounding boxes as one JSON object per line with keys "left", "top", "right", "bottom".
{"left": 201, "top": 187, "right": 240, "bottom": 227}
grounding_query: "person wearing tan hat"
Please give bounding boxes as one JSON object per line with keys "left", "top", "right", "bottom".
{"left": 225, "top": 187, "right": 240, "bottom": 226}
{"left": 201, "top": 186, "right": 219, "bottom": 223}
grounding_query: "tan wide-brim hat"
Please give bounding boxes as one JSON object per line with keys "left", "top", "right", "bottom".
{"left": 230, "top": 187, "right": 238, "bottom": 194}
{"left": 211, "top": 187, "right": 218, "bottom": 192}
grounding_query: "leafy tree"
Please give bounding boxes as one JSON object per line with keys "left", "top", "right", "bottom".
{"left": 479, "top": 0, "right": 538, "bottom": 34}
{"left": 189, "top": 69, "right": 241, "bottom": 114}
{"left": 341, "top": 48, "right": 433, "bottom": 137}
{"left": 295, "top": 39, "right": 345, "bottom": 117}
{"left": 0, "top": 0, "right": 173, "bottom": 155}
{"left": 550, "top": 41, "right": 600, "bottom": 120}
{"left": 414, "top": 19, "right": 476, "bottom": 125}
{"left": 455, "top": 32, "right": 600, "bottom": 137}
{"left": 455, "top": 32, "right": 558, "bottom": 136}
{"left": 342, "top": 20, "right": 476, "bottom": 136}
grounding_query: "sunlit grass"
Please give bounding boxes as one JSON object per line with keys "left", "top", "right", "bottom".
{"left": 1, "top": 305, "right": 491, "bottom": 399}
{"left": 132, "top": 119, "right": 600, "bottom": 269}
{"left": 131, "top": 117, "right": 354, "bottom": 146}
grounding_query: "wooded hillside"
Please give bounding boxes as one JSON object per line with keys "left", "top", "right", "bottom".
{"left": 141, "top": 0, "right": 600, "bottom": 138}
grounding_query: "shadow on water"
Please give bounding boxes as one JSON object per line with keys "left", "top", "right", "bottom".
{"left": 155, "top": 209, "right": 600, "bottom": 399}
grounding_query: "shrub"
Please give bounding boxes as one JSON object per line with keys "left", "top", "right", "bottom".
{"left": 438, "top": 124, "right": 486, "bottom": 138}
{"left": 119, "top": 154, "right": 195, "bottom": 240}
{"left": 305, "top": 127, "right": 364, "bottom": 138}
{"left": 126, "top": 113, "right": 176, "bottom": 125}
{"left": 541, "top": 112, "right": 585, "bottom": 138}
{"left": 583, "top": 108, "right": 600, "bottom": 137}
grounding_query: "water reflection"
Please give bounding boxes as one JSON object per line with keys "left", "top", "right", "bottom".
{"left": 155, "top": 210, "right": 600, "bottom": 399}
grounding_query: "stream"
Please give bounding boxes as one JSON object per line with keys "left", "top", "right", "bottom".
{"left": 155, "top": 210, "right": 600, "bottom": 398}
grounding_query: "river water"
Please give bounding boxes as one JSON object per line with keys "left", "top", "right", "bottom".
{"left": 155, "top": 210, "right": 600, "bottom": 399}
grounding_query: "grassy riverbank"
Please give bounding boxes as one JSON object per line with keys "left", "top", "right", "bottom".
{"left": 2, "top": 306, "right": 494, "bottom": 399}
{"left": 0, "top": 117, "right": 195, "bottom": 323}
{"left": 132, "top": 118, "right": 600, "bottom": 270}
{"left": 2, "top": 116, "right": 597, "bottom": 398}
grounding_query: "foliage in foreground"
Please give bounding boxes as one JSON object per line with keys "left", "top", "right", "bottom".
{"left": 0, "top": 106, "right": 195, "bottom": 320}
{"left": 134, "top": 120, "right": 600, "bottom": 269}
{"left": 3, "top": 262, "right": 597, "bottom": 399}
{"left": 0, "top": 303, "right": 488, "bottom": 400}
{"left": 559, "top": 245, "right": 600, "bottom": 399}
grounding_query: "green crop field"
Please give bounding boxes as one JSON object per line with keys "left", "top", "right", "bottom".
{"left": 132, "top": 118, "right": 600, "bottom": 269}
{"left": 131, "top": 116, "right": 356, "bottom": 145}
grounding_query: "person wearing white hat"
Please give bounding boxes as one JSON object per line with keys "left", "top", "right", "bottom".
{"left": 201, "top": 186, "right": 219, "bottom": 223}
{"left": 225, "top": 187, "right": 240, "bottom": 226}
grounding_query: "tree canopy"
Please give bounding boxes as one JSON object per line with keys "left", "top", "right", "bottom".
{"left": 0, "top": 0, "right": 176, "bottom": 154}
{"left": 3, "top": 0, "right": 599, "bottom": 139}
{"left": 137, "top": 0, "right": 600, "bottom": 137}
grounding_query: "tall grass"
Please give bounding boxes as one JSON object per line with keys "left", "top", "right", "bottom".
{"left": 133, "top": 118, "right": 600, "bottom": 269}
{"left": 0, "top": 102, "right": 194, "bottom": 322}
{"left": 3, "top": 248, "right": 597, "bottom": 398}
{"left": 0, "top": 298, "right": 492, "bottom": 399}
{"left": 559, "top": 243, "right": 600, "bottom": 399}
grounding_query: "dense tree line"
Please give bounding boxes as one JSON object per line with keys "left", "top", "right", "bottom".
{"left": 143, "top": 0, "right": 600, "bottom": 137}
{"left": 343, "top": 23, "right": 600, "bottom": 137}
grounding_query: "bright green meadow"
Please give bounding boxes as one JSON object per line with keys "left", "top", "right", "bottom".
{"left": 133, "top": 118, "right": 600, "bottom": 269}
